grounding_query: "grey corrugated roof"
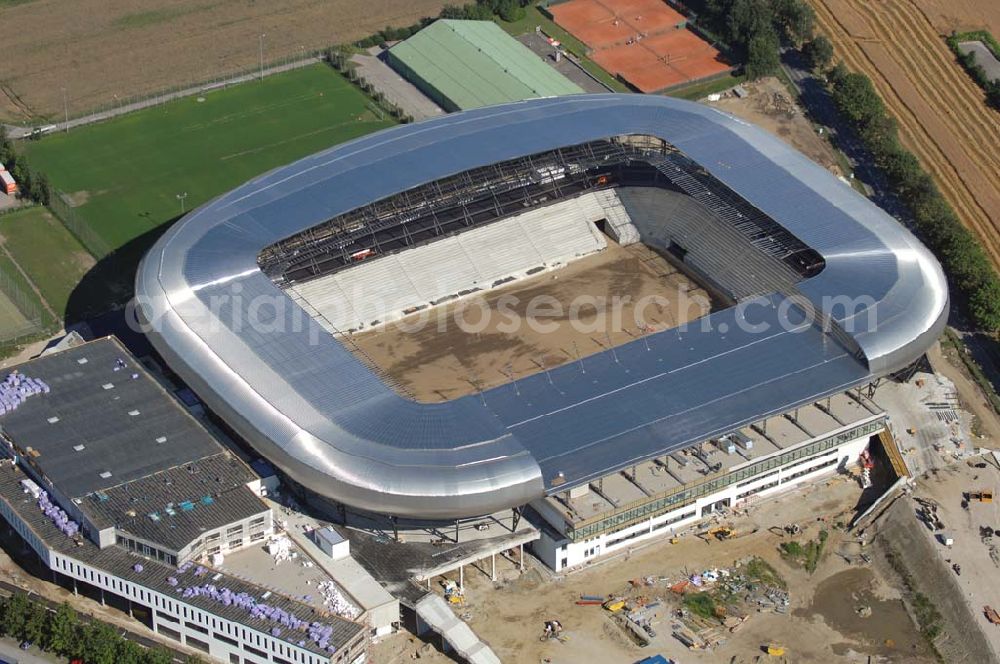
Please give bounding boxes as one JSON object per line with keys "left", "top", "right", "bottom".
{"left": 0, "top": 465, "right": 363, "bottom": 657}
{"left": 84, "top": 453, "right": 267, "bottom": 552}
{"left": 135, "top": 95, "right": 948, "bottom": 519}
{"left": 0, "top": 337, "right": 222, "bottom": 499}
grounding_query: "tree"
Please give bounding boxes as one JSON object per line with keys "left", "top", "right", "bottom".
{"left": 498, "top": 0, "right": 525, "bottom": 22}
{"left": 967, "top": 278, "right": 1000, "bottom": 332}
{"left": 80, "top": 622, "right": 120, "bottom": 664}
{"left": 10, "top": 156, "right": 33, "bottom": 200}
{"left": 802, "top": 35, "right": 834, "bottom": 72}
{"left": 832, "top": 72, "right": 884, "bottom": 126}
{"left": 45, "top": 603, "right": 78, "bottom": 656}
{"left": 3, "top": 593, "right": 31, "bottom": 639}
{"left": 827, "top": 60, "right": 849, "bottom": 86}
{"left": 114, "top": 638, "right": 146, "bottom": 664}
{"left": 22, "top": 602, "right": 47, "bottom": 645}
{"left": 33, "top": 171, "right": 52, "bottom": 206}
{"left": 858, "top": 113, "right": 897, "bottom": 155}
{"left": 727, "top": 0, "right": 773, "bottom": 47}
{"left": 143, "top": 647, "right": 176, "bottom": 664}
{"left": 772, "top": 0, "right": 815, "bottom": 44}
{"left": 745, "top": 29, "right": 781, "bottom": 79}
{"left": 0, "top": 126, "right": 13, "bottom": 165}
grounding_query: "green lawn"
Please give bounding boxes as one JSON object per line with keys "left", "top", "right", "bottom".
{"left": 26, "top": 64, "right": 396, "bottom": 256}
{"left": 498, "top": 6, "right": 631, "bottom": 93}
{"left": 666, "top": 73, "right": 746, "bottom": 101}
{"left": 0, "top": 206, "right": 97, "bottom": 321}
{"left": 0, "top": 246, "right": 50, "bottom": 330}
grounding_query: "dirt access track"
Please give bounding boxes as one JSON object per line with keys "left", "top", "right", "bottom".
{"left": 0, "top": 0, "right": 449, "bottom": 122}
{"left": 810, "top": 0, "right": 1000, "bottom": 269}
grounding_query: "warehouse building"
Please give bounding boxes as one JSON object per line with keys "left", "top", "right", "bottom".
{"left": 385, "top": 19, "right": 583, "bottom": 110}
{"left": 0, "top": 338, "right": 369, "bottom": 664}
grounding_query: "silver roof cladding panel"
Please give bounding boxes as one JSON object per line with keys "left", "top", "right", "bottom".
{"left": 135, "top": 94, "right": 947, "bottom": 518}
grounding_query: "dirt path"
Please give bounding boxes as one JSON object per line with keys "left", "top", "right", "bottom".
{"left": 929, "top": 338, "right": 1000, "bottom": 445}
{"left": 709, "top": 76, "right": 845, "bottom": 175}
{"left": 810, "top": 0, "right": 1000, "bottom": 269}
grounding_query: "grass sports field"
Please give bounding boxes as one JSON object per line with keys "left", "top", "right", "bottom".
{"left": 26, "top": 64, "right": 396, "bottom": 255}
{"left": 0, "top": 206, "right": 95, "bottom": 322}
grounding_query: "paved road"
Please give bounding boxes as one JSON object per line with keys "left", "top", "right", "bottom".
{"left": 3, "top": 57, "right": 322, "bottom": 139}
{"left": 350, "top": 51, "right": 444, "bottom": 121}
{"left": 0, "top": 636, "right": 60, "bottom": 664}
{"left": 780, "top": 49, "right": 909, "bottom": 223}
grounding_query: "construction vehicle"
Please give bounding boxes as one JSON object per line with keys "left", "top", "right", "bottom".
{"left": 442, "top": 579, "right": 464, "bottom": 605}
{"left": 603, "top": 598, "right": 626, "bottom": 612}
{"left": 767, "top": 644, "right": 787, "bottom": 656}
{"left": 971, "top": 489, "right": 994, "bottom": 503}
{"left": 696, "top": 525, "right": 735, "bottom": 542}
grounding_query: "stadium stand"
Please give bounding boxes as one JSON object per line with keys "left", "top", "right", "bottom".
{"left": 137, "top": 95, "right": 947, "bottom": 519}
{"left": 288, "top": 191, "right": 620, "bottom": 333}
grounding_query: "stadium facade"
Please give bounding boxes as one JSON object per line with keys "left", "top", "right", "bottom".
{"left": 135, "top": 94, "right": 948, "bottom": 534}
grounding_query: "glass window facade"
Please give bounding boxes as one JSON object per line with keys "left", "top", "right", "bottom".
{"left": 566, "top": 417, "right": 884, "bottom": 541}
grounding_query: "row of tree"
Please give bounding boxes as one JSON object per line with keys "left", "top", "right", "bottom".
{"left": 354, "top": 0, "right": 529, "bottom": 49}
{"left": 326, "top": 49, "right": 416, "bottom": 122}
{"left": 946, "top": 32, "right": 1000, "bottom": 111}
{"left": 0, "top": 127, "right": 52, "bottom": 206}
{"left": 687, "top": 0, "right": 816, "bottom": 79}
{"left": 0, "top": 592, "right": 203, "bottom": 664}
{"left": 824, "top": 62, "right": 1000, "bottom": 330}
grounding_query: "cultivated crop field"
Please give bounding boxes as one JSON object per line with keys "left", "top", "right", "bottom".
{"left": 810, "top": 0, "right": 1000, "bottom": 268}
{"left": 0, "top": 0, "right": 449, "bottom": 122}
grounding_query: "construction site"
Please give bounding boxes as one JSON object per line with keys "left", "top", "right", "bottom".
{"left": 347, "top": 239, "right": 711, "bottom": 402}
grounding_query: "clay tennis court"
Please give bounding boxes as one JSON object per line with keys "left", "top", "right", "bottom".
{"left": 550, "top": 0, "right": 731, "bottom": 91}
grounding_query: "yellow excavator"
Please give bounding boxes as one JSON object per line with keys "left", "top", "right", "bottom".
{"left": 696, "top": 525, "right": 736, "bottom": 542}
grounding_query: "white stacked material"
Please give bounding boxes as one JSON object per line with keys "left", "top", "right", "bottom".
{"left": 266, "top": 534, "right": 293, "bottom": 564}
{"left": 290, "top": 192, "right": 611, "bottom": 333}
{"left": 317, "top": 579, "right": 361, "bottom": 619}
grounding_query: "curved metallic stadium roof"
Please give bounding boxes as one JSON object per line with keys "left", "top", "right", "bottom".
{"left": 135, "top": 94, "right": 947, "bottom": 519}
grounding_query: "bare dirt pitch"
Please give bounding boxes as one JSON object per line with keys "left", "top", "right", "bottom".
{"left": 345, "top": 241, "right": 712, "bottom": 402}
{"left": 0, "top": 0, "right": 450, "bottom": 121}
{"left": 811, "top": 0, "right": 1000, "bottom": 270}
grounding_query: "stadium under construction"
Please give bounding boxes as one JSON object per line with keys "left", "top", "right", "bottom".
{"left": 134, "top": 94, "right": 947, "bottom": 569}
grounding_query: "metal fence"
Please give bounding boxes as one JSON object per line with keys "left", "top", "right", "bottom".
{"left": 0, "top": 265, "right": 45, "bottom": 344}
{"left": 61, "top": 51, "right": 325, "bottom": 126}
{"left": 48, "top": 191, "right": 112, "bottom": 259}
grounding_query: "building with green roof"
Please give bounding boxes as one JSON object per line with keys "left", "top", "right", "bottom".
{"left": 385, "top": 19, "right": 583, "bottom": 111}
